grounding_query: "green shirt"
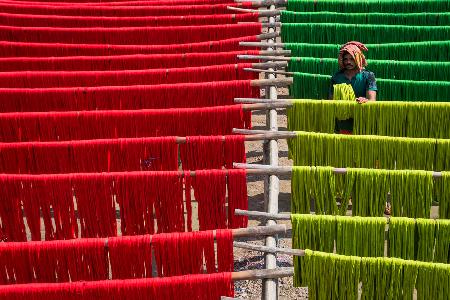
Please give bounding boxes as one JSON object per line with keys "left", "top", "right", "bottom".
{"left": 330, "top": 69, "right": 378, "bottom": 98}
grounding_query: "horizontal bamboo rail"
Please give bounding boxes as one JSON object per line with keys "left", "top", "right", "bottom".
{"left": 245, "top": 67, "right": 293, "bottom": 75}
{"left": 231, "top": 267, "right": 294, "bottom": 281}
{"left": 234, "top": 242, "right": 305, "bottom": 256}
{"left": 235, "top": 98, "right": 292, "bottom": 104}
{"left": 227, "top": 6, "right": 281, "bottom": 16}
{"left": 240, "top": 42, "right": 285, "bottom": 48}
{"left": 252, "top": 62, "right": 288, "bottom": 69}
{"left": 256, "top": 32, "right": 279, "bottom": 40}
{"left": 238, "top": 55, "right": 290, "bottom": 61}
{"left": 231, "top": 224, "right": 287, "bottom": 238}
{"left": 233, "top": 0, "right": 287, "bottom": 6}
{"left": 258, "top": 50, "right": 291, "bottom": 56}
{"left": 250, "top": 77, "right": 293, "bottom": 87}
{"left": 235, "top": 209, "right": 290, "bottom": 220}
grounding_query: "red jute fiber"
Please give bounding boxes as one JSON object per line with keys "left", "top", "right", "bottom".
{"left": 0, "top": 105, "right": 249, "bottom": 142}
{"left": 0, "top": 137, "right": 179, "bottom": 173}
{"left": 0, "top": 12, "right": 259, "bottom": 27}
{"left": 0, "top": 66, "right": 257, "bottom": 88}
{"left": 0, "top": 171, "right": 246, "bottom": 241}
{"left": 0, "top": 23, "right": 261, "bottom": 45}
{"left": 0, "top": 36, "right": 258, "bottom": 57}
{"left": 0, "top": 273, "right": 234, "bottom": 299}
{"left": 179, "top": 135, "right": 247, "bottom": 170}
{"left": 0, "top": 231, "right": 233, "bottom": 286}
{"left": 0, "top": 51, "right": 259, "bottom": 71}
{"left": 0, "top": 2, "right": 253, "bottom": 16}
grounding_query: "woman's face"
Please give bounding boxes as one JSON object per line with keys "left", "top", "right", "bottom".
{"left": 343, "top": 53, "right": 356, "bottom": 70}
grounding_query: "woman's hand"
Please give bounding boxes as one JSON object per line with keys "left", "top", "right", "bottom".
{"left": 356, "top": 97, "right": 369, "bottom": 104}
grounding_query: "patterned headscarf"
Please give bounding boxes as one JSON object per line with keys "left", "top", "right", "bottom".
{"left": 338, "top": 41, "right": 368, "bottom": 71}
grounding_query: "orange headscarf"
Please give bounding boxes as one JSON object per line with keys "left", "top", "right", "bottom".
{"left": 338, "top": 41, "right": 368, "bottom": 71}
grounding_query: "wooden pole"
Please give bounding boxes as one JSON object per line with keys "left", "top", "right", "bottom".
{"left": 259, "top": 50, "right": 291, "bottom": 56}
{"left": 235, "top": 209, "right": 291, "bottom": 220}
{"left": 250, "top": 78, "right": 293, "bottom": 87}
{"left": 233, "top": 163, "right": 444, "bottom": 179}
{"left": 231, "top": 267, "right": 294, "bottom": 281}
{"left": 232, "top": 128, "right": 297, "bottom": 139}
{"left": 258, "top": 22, "right": 282, "bottom": 27}
{"left": 235, "top": 98, "right": 293, "bottom": 104}
{"left": 240, "top": 41, "right": 285, "bottom": 48}
{"left": 252, "top": 62, "right": 288, "bottom": 69}
{"left": 231, "top": 224, "right": 286, "bottom": 238}
{"left": 233, "top": 0, "right": 288, "bottom": 6}
{"left": 238, "top": 55, "right": 290, "bottom": 61}
{"left": 234, "top": 242, "right": 305, "bottom": 256}
{"left": 256, "top": 32, "right": 279, "bottom": 40}
{"left": 228, "top": 7, "right": 281, "bottom": 16}
{"left": 245, "top": 67, "right": 293, "bottom": 76}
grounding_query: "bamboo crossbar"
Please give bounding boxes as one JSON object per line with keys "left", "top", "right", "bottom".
{"left": 252, "top": 62, "right": 288, "bottom": 69}
{"left": 258, "top": 50, "right": 291, "bottom": 56}
{"left": 234, "top": 242, "right": 305, "bottom": 256}
{"left": 259, "top": 22, "right": 282, "bottom": 27}
{"left": 233, "top": 163, "right": 444, "bottom": 178}
{"left": 227, "top": 7, "right": 281, "bottom": 16}
{"left": 231, "top": 267, "right": 294, "bottom": 281}
{"left": 232, "top": 128, "right": 297, "bottom": 140}
{"left": 249, "top": 77, "right": 293, "bottom": 87}
{"left": 245, "top": 68, "right": 293, "bottom": 75}
{"left": 240, "top": 42, "right": 285, "bottom": 48}
{"left": 255, "top": 32, "right": 279, "bottom": 40}
{"left": 231, "top": 224, "right": 287, "bottom": 238}
{"left": 235, "top": 209, "right": 291, "bottom": 220}
{"left": 233, "top": 0, "right": 287, "bottom": 6}
{"left": 235, "top": 98, "right": 292, "bottom": 104}
{"left": 238, "top": 55, "right": 290, "bottom": 61}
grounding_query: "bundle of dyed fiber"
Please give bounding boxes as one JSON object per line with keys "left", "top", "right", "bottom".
{"left": 0, "top": 273, "right": 234, "bottom": 299}
{"left": 0, "top": 2, "right": 253, "bottom": 16}
{"left": 436, "top": 172, "right": 450, "bottom": 218}
{"left": 280, "top": 11, "right": 450, "bottom": 26}
{"left": 287, "top": 100, "right": 450, "bottom": 138}
{"left": 0, "top": 171, "right": 247, "bottom": 241}
{"left": 0, "top": 80, "right": 259, "bottom": 112}
{"left": 0, "top": 36, "right": 258, "bottom": 57}
{"left": 281, "top": 24, "right": 450, "bottom": 44}
{"left": 0, "top": 231, "right": 233, "bottom": 284}
{"left": 332, "top": 84, "right": 355, "bottom": 101}
{"left": 286, "top": 0, "right": 450, "bottom": 13}
{"left": 0, "top": 65, "right": 258, "bottom": 88}
{"left": 289, "top": 131, "right": 446, "bottom": 171}
{"left": 0, "top": 105, "right": 250, "bottom": 142}
{"left": 302, "top": 250, "right": 450, "bottom": 300}
{"left": 288, "top": 57, "right": 450, "bottom": 82}
{"left": 0, "top": 23, "right": 261, "bottom": 45}
{"left": 0, "top": 135, "right": 246, "bottom": 173}
{"left": 179, "top": 135, "right": 246, "bottom": 170}
{"left": 0, "top": 51, "right": 259, "bottom": 71}
{"left": 284, "top": 41, "right": 450, "bottom": 61}
{"left": 291, "top": 167, "right": 436, "bottom": 218}
{"left": 0, "top": 12, "right": 259, "bottom": 27}
{"left": 291, "top": 72, "right": 450, "bottom": 101}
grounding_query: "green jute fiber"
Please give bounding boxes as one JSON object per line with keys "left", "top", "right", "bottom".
{"left": 435, "top": 172, "right": 450, "bottom": 219}
{"left": 291, "top": 72, "right": 450, "bottom": 101}
{"left": 302, "top": 252, "right": 447, "bottom": 300}
{"left": 389, "top": 170, "right": 434, "bottom": 218}
{"left": 434, "top": 219, "right": 450, "bottom": 263}
{"left": 435, "top": 140, "right": 450, "bottom": 171}
{"left": 291, "top": 167, "right": 440, "bottom": 218}
{"left": 288, "top": 57, "right": 450, "bottom": 82}
{"left": 286, "top": 100, "right": 450, "bottom": 138}
{"left": 333, "top": 84, "right": 355, "bottom": 101}
{"left": 286, "top": 0, "right": 450, "bottom": 13}
{"left": 416, "top": 219, "right": 436, "bottom": 262}
{"left": 281, "top": 23, "right": 450, "bottom": 44}
{"left": 291, "top": 215, "right": 335, "bottom": 286}
{"left": 389, "top": 217, "right": 416, "bottom": 260}
{"left": 280, "top": 11, "right": 450, "bottom": 26}
{"left": 291, "top": 166, "right": 339, "bottom": 214}
{"left": 284, "top": 41, "right": 450, "bottom": 61}
{"left": 335, "top": 216, "right": 386, "bottom": 257}
{"left": 289, "top": 131, "right": 440, "bottom": 171}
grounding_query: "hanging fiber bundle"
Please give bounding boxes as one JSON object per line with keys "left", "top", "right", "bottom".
{"left": 288, "top": 57, "right": 450, "bottom": 82}
{"left": 436, "top": 172, "right": 450, "bottom": 219}
{"left": 281, "top": 23, "right": 450, "bottom": 44}
{"left": 0, "top": 273, "right": 234, "bottom": 299}
{"left": 284, "top": 41, "right": 450, "bottom": 61}
{"left": 0, "top": 12, "right": 259, "bottom": 27}
{"left": 286, "top": 0, "right": 450, "bottom": 13}
{"left": 291, "top": 214, "right": 335, "bottom": 287}
{"left": 291, "top": 167, "right": 439, "bottom": 218}
{"left": 332, "top": 83, "right": 355, "bottom": 101}
{"left": 0, "top": 64, "right": 258, "bottom": 88}
{"left": 289, "top": 131, "right": 442, "bottom": 171}
{"left": 291, "top": 72, "right": 450, "bottom": 101}
{"left": 0, "top": 105, "right": 250, "bottom": 142}
{"left": 0, "top": 50, "right": 259, "bottom": 71}
{"left": 0, "top": 23, "right": 261, "bottom": 45}
{"left": 0, "top": 137, "right": 179, "bottom": 174}
{"left": 434, "top": 220, "right": 450, "bottom": 263}
{"left": 0, "top": 2, "right": 253, "bottom": 16}
{"left": 179, "top": 135, "right": 247, "bottom": 170}
{"left": 416, "top": 219, "right": 436, "bottom": 262}
{"left": 388, "top": 217, "right": 415, "bottom": 260}
{"left": 287, "top": 100, "right": 450, "bottom": 139}
{"left": 0, "top": 35, "right": 258, "bottom": 57}
{"left": 0, "top": 80, "right": 259, "bottom": 112}
{"left": 280, "top": 11, "right": 450, "bottom": 26}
